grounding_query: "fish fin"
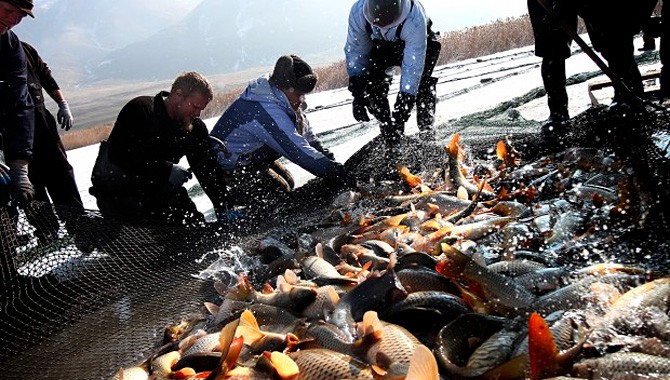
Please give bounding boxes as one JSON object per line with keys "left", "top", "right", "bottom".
{"left": 447, "top": 133, "right": 461, "bottom": 158}
{"left": 397, "top": 164, "right": 423, "bottom": 188}
{"left": 283, "top": 269, "right": 299, "bottom": 284}
{"left": 262, "top": 283, "right": 274, "bottom": 294}
{"left": 528, "top": 312, "right": 560, "bottom": 380}
{"left": 237, "top": 309, "right": 264, "bottom": 344}
{"left": 496, "top": 140, "right": 506, "bottom": 160}
{"left": 315, "top": 242, "right": 324, "bottom": 258}
{"left": 405, "top": 345, "right": 439, "bottom": 380}
{"left": 482, "top": 354, "right": 527, "bottom": 380}
{"left": 456, "top": 186, "right": 469, "bottom": 200}
{"left": 204, "top": 301, "right": 220, "bottom": 316}
{"left": 471, "top": 251, "right": 487, "bottom": 267}
{"left": 269, "top": 351, "right": 300, "bottom": 380}
{"left": 361, "top": 310, "right": 384, "bottom": 340}
{"left": 208, "top": 320, "right": 243, "bottom": 379}
{"left": 171, "top": 367, "right": 197, "bottom": 379}
{"left": 278, "top": 281, "right": 293, "bottom": 293}
{"left": 213, "top": 281, "right": 228, "bottom": 296}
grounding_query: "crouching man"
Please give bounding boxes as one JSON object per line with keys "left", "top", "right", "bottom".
{"left": 90, "top": 72, "right": 226, "bottom": 227}
{"left": 209, "top": 55, "right": 355, "bottom": 220}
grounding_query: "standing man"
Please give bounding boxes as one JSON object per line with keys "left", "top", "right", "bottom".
{"left": 1, "top": 0, "right": 35, "bottom": 286}
{"left": 345, "top": 0, "right": 441, "bottom": 145}
{"left": 567, "top": 0, "right": 657, "bottom": 106}
{"left": 527, "top": 0, "right": 578, "bottom": 142}
{"left": 210, "top": 54, "right": 353, "bottom": 219}
{"left": 89, "top": 72, "right": 226, "bottom": 227}
{"left": 20, "top": 40, "right": 84, "bottom": 244}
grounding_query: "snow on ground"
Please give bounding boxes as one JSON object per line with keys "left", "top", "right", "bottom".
{"left": 67, "top": 34, "right": 661, "bottom": 215}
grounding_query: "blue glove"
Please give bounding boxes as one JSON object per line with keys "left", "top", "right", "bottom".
{"left": 8, "top": 161, "right": 34, "bottom": 206}
{"left": 168, "top": 164, "right": 192, "bottom": 186}
{"left": 57, "top": 100, "right": 74, "bottom": 131}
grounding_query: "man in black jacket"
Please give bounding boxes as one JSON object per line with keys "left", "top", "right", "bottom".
{"left": 1, "top": 0, "right": 35, "bottom": 287}
{"left": 90, "top": 72, "right": 226, "bottom": 227}
{"left": 20, "top": 40, "right": 85, "bottom": 244}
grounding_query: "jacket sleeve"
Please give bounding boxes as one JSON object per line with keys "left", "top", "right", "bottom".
{"left": 259, "top": 105, "right": 342, "bottom": 179}
{"left": 398, "top": 7, "right": 429, "bottom": 96}
{"left": 0, "top": 32, "right": 35, "bottom": 162}
{"left": 344, "top": 0, "right": 374, "bottom": 78}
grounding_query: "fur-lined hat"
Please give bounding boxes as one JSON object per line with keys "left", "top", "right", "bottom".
{"left": 269, "top": 55, "right": 317, "bottom": 94}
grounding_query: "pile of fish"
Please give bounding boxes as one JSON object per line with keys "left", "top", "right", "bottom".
{"left": 111, "top": 131, "right": 669, "bottom": 379}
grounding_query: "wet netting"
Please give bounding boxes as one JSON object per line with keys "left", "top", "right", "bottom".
{"left": 0, "top": 204, "right": 235, "bottom": 379}
{"left": 2, "top": 87, "right": 670, "bottom": 379}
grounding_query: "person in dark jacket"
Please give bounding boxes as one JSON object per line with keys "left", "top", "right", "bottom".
{"left": 20, "top": 40, "right": 85, "bottom": 244}
{"left": 209, "top": 55, "right": 352, "bottom": 218}
{"left": 1, "top": 0, "right": 35, "bottom": 287}
{"left": 527, "top": 0, "right": 578, "bottom": 142}
{"left": 560, "top": 0, "right": 657, "bottom": 105}
{"left": 345, "top": 0, "right": 441, "bottom": 145}
{"left": 90, "top": 72, "right": 226, "bottom": 227}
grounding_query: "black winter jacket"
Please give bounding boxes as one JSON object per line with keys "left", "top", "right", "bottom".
{"left": 0, "top": 31, "right": 35, "bottom": 162}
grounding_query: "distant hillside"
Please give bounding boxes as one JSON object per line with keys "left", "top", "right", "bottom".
{"left": 14, "top": 0, "right": 351, "bottom": 86}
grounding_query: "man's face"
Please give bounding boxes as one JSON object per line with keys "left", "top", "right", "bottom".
{"left": 0, "top": 2, "right": 27, "bottom": 34}
{"left": 173, "top": 90, "right": 210, "bottom": 128}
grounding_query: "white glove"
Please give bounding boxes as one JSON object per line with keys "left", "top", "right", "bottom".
{"left": 168, "top": 164, "right": 192, "bottom": 186}
{"left": 57, "top": 100, "right": 74, "bottom": 131}
{"left": 9, "top": 161, "right": 34, "bottom": 206}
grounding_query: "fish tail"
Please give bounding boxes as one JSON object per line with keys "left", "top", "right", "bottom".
{"left": 528, "top": 312, "right": 559, "bottom": 380}
{"left": 405, "top": 345, "right": 440, "bottom": 380}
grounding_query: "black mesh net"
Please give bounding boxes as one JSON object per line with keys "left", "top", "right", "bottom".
{"left": 0, "top": 203, "right": 231, "bottom": 379}
{"left": 2, "top": 92, "right": 670, "bottom": 379}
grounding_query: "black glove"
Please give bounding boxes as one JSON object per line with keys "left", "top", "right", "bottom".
{"left": 392, "top": 92, "right": 416, "bottom": 125}
{"left": 8, "top": 161, "right": 34, "bottom": 206}
{"left": 329, "top": 163, "right": 357, "bottom": 189}
{"left": 349, "top": 76, "right": 371, "bottom": 122}
{"left": 168, "top": 164, "right": 192, "bottom": 186}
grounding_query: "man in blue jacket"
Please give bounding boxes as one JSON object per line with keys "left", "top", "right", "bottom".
{"left": 210, "top": 55, "right": 352, "bottom": 218}
{"left": 345, "top": 0, "right": 441, "bottom": 145}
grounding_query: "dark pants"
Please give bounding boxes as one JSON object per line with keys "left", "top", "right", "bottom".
{"left": 90, "top": 142, "right": 204, "bottom": 227}
{"left": 528, "top": 0, "right": 577, "bottom": 121}
{"left": 26, "top": 106, "right": 83, "bottom": 242}
{"left": 365, "top": 33, "right": 442, "bottom": 137}
{"left": 661, "top": 1, "right": 670, "bottom": 98}
{"left": 579, "top": 0, "right": 657, "bottom": 103}
{"left": 93, "top": 185, "right": 204, "bottom": 227}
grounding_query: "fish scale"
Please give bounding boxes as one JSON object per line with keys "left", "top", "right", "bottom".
{"left": 289, "top": 348, "right": 375, "bottom": 380}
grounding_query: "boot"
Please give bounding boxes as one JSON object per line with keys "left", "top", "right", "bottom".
{"left": 417, "top": 77, "right": 439, "bottom": 131}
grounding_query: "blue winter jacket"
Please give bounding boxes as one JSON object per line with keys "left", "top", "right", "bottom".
{"left": 210, "top": 76, "right": 340, "bottom": 179}
{"left": 344, "top": 0, "right": 429, "bottom": 96}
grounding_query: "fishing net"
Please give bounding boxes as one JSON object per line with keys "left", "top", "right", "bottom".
{"left": 2, "top": 83, "right": 669, "bottom": 380}
{"left": 0, "top": 203, "right": 238, "bottom": 379}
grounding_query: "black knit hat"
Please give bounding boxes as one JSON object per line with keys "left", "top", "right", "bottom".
{"left": 2, "top": 0, "right": 34, "bottom": 18}
{"left": 269, "top": 55, "right": 317, "bottom": 93}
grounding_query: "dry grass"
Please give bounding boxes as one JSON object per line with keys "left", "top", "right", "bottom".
{"left": 61, "top": 124, "right": 112, "bottom": 151}
{"left": 67, "top": 14, "right": 548, "bottom": 149}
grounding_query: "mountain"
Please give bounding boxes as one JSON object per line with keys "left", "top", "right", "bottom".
{"left": 14, "top": 0, "right": 352, "bottom": 86}
{"left": 89, "top": 0, "right": 351, "bottom": 82}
